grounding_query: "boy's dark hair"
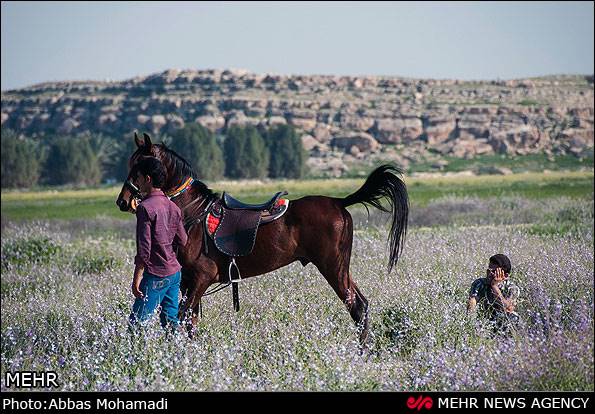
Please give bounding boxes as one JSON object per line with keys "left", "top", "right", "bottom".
{"left": 133, "top": 157, "right": 166, "bottom": 188}
{"left": 489, "top": 254, "right": 512, "bottom": 274}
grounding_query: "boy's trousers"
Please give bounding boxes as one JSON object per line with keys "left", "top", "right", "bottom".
{"left": 129, "top": 270, "right": 181, "bottom": 329}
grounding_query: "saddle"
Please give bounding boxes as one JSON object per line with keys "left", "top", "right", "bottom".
{"left": 205, "top": 191, "right": 289, "bottom": 311}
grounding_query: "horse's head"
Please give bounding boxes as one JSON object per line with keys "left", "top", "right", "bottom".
{"left": 116, "top": 132, "right": 161, "bottom": 213}
{"left": 116, "top": 131, "right": 211, "bottom": 214}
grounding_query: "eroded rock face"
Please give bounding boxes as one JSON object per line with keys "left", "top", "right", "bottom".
{"left": 1, "top": 70, "right": 593, "bottom": 174}
{"left": 195, "top": 115, "right": 226, "bottom": 132}
{"left": 287, "top": 111, "right": 317, "bottom": 132}
{"left": 300, "top": 134, "right": 319, "bottom": 152}
{"left": 370, "top": 117, "right": 424, "bottom": 144}
{"left": 424, "top": 114, "right": 457, "bottom": 146}
{"left": 489, "top": 125, "right": 543, "bottom": 155}
{"left": 330, "top": 132, "right": 380, "bottom": 153}
{"left": 312, "top": 123, "right": 332, "bottom": 142}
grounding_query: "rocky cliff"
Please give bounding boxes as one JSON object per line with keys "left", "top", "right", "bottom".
{"left": 2, "top": 69, "right": 593, "bottom": 176}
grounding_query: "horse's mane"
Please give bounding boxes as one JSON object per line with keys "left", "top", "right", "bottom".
{"left": 157, "top": 143, "right": 196, "bottom": 180}
{"left": 157, "top": 143, "right": 218, "bottom": 201}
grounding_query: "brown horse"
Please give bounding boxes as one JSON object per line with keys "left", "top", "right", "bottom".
{"left": 116, "top": 133, "right": 409, "bottom": 343}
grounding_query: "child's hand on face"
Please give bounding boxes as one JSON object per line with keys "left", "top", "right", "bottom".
{"left": 490, "top": 267, "right": 507, "bottom": 286}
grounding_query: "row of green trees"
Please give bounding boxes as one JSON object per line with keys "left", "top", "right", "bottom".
{"left": 1, "top": 128, "right": 134, "bottom": 188}
{"left": 1, "top": 123, "right": 306, "bottom": 189}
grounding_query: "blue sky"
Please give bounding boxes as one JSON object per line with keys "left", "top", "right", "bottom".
{"left": 1, "top": 1, "right": 593, "bottom": 91}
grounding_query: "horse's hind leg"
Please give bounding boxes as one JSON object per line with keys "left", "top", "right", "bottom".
{"left": 345, "top": 276, "right": 370, "bottom": 345}
{"left": 313, "top": 211, "right": 370, "bottom": 345}
{"left": 317, "top": 262, "right": 370, "bottom": 345}
{"left": 341, "top": 274, "right": 369, "bottom": 342}
{"left": 352, "top": 283, "right": 369, "bottom": 343}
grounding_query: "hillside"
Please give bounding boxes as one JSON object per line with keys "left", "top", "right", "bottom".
{"left": 1, "top": 70, "right": 593, "bottom": 176}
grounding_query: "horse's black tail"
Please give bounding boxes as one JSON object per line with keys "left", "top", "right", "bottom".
{"left": 341, "top": 164, "right": 409, "bottom": 272}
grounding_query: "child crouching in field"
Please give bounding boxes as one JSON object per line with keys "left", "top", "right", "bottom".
{"left": 128, "top": 157, "right": 188, "bottom": 333}
{"left": 467, "top": 254, "right": 520, "bottom": 335}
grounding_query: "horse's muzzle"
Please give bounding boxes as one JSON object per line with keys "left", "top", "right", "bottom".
{"left": 116, "top": 198, "right": 129, "bottom": 212}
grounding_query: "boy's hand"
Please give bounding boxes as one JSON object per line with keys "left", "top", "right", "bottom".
{"left": 132, "top": 280, "right": 144, "bottom": 299}
{"left": 131, "top": 264, "right": 145, "bottom": 299}
{"left": 490, "top": 267, "right": 507, "bottom": 287}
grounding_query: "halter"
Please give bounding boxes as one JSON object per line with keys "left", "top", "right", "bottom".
{"left": 124, "top": 179, "right": 142, "bottom": 201}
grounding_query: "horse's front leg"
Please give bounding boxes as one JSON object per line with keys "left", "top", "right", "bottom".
{"left": 178, "top": 268, "right": 196, "bottom": 330}
{"left": 178, "top": 258, "right": 218, "bottom": 337}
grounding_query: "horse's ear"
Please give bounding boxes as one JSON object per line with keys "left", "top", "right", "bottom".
{"left": 143, "top": 133, "right": 153, "bottom": 148}
{"left": 134, "top": 131, "right": 144, "bottom": 148}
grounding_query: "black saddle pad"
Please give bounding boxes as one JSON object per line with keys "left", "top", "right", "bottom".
{"left": 213, "top": 207, "right": 262, "bottom": 256}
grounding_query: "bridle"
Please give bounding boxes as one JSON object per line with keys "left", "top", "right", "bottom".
{"left": 124, "top": 178, "right": 143, "bottom": 209}
{"left": 124, "top": 179, "right": 142, "bottom": 198}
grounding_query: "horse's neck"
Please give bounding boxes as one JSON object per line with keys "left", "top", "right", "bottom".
{"left": 170, "top": 183, "right": 210, "bottom": 217}
{"left": 165, "top": 175, "right": 186, "bottom": 194}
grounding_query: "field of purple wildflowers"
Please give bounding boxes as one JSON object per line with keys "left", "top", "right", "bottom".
{"left": 1, "top": 195, "right": 593, "bottom": 391}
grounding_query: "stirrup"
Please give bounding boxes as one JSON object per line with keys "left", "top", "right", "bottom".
{"left": 229, "top": 258, "right": 242, "bottom": 283}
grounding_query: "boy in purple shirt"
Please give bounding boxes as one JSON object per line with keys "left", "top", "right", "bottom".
{"left": 128, "top": 157, "right": 188, "bottom": 331}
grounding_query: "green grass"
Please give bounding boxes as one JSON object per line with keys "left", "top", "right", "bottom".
{"left": 409, "top": 152, "right": 594, "bottom": 174}
{"left": 407, "top": 171, "right": 593, "bottom": 206}
{"left": 1, "top": 171, "right": 593, "bottom": 220}
{"left": 517, "top": 99, "right": 542, "bottom": 106}
{"left": 1, "top": 196, "right": 121, "bottom": 221}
